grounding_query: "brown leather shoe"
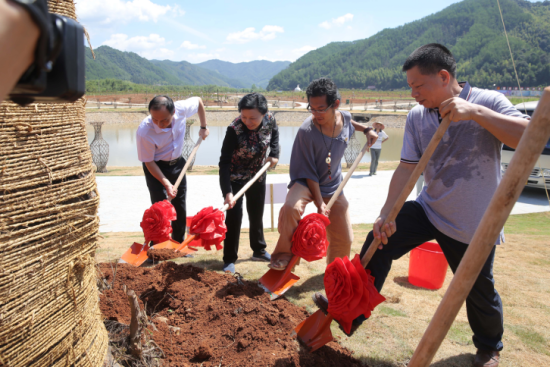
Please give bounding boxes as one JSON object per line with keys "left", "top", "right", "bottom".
{"left": 473, "top": 349, "right": 500, "bottom": 367}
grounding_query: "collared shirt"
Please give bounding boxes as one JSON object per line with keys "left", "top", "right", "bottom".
{"left": 218, "top": 112, "right": 280, "bottom": 196}
{"left": 136, "top": 97, "right": 200, "bottom": 162}
{"left": 289, "top": 110, "right": 355, "bottom": 197}
{"left": 401, "top": 82, "right": 529, "bottom": 244}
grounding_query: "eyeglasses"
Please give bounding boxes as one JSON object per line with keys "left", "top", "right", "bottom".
{"left": 307, "top": 103, "right": 333, "bottom": 114}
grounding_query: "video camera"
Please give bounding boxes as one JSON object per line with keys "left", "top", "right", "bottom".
{"left": 9, "top": 0, "right": 85, "bottom": 106}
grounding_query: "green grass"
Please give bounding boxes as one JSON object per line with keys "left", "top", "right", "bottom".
{"left": 507, "top": 97, "right": 540, "bottom": 106}
{"left": 508, "top": 325, "right": 550, "bottom": 356}
{"left": 447, "top": 321, "right": 473, "bottom": 346}
{"left": 378, "top": 305, "right": 407, "bottom": 317}
{"left": 504, "top": 212, "right": 550, "bottom": 236}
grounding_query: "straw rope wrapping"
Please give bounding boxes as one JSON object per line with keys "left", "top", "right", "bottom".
{"left": 0, "top": 1, "right": 108, "bottom": 365}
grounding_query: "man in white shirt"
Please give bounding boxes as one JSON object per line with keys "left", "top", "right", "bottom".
{"left": 136, "top": 95, "right": 209, "bottom": 243}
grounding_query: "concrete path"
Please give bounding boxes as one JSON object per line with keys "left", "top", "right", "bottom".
{"left": 96, "top": 172, "right": 550, "bottom": 233}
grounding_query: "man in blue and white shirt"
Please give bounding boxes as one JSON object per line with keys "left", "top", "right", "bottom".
{"left": 136, "top": 95, "right": 209, "bottom": 243}
{"left": 314, "top": 44, "right": 529, "bottom": 367}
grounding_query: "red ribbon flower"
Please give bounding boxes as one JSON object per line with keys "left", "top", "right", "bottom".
{"left": 190, "top": 207, "right": 227, "bottom": 251}
{"left": 291, "top": 213, "right": 331, "bottom": 262}
{"left": 324, "top": 254, "right": 386, "bottom": 334}
{"left": 140, "top": 200, "right": 177, "bottom": 244}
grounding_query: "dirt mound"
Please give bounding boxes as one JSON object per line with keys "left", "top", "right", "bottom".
{"left": 98, "top": 262, "right": 365, "bottom": 367}
{"left": 147, "top": 248, "right": 184, "bottom": 261}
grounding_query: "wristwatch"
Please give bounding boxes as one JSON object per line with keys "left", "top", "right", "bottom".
{"left": 363, "top": 126, "right": 373, "bottom": 135}
{"left": 200, "top": 126, "right": 207, "bottom": 129}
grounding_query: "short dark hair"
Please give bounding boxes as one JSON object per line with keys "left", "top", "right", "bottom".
{"left": 402, "top": 43, "right": 457, "bottom": 78}
{"left": 238, "top": 93, "right": 268, "bottom": 114}
{"left": 149, "top": 95, "right": 175, "bottom": 114}
{"left": 306, "top": 78, "right": 341, "bottom": 107}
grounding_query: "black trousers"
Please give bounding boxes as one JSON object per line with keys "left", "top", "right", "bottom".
{"left": 142, "top": 157, "right": 187, "bottom": 243}
{"left": 359, "top": 201, "right": 504, "bottom": 351}
{"left": 223, "top": 179, "right": 267, "bottom": 264}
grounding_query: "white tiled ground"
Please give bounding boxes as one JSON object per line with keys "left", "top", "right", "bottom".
{"left": 96, "top": 172, "right": 550, "bottom": 233}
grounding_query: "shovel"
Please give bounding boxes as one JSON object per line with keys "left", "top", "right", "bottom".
{"left": 295, "top": 116, "right": 452, "bottom": 352}
{"left": 120, "top": 137, "right": 203, "bottom": 266}
{"left": 180, "top": 161, "right": 273, "bottom": 251}
{"left": 260, "top": 137, "right": 372, "bottom": 301}
{"left": 358, "top": 116, "right": 451, "bottom": 268}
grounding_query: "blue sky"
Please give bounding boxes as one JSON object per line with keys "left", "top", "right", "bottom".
{"left": 76, "top": 0, "right": 542, "bottom": 64}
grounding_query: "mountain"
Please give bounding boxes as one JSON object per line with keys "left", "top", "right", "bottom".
{"left": 148, "top": 59, "right": 248, "bottom": 88}
{"left": 267, "top": 0, "right": 550, "bottom": 90}
{"left": 196, "top": 60, "right": 291, "bottom": 89}
{"left": 85, "top": 46, "right": 183, "bottom": 85}
{"left": 85, "top": 46, "right": 289, "bottom": 89}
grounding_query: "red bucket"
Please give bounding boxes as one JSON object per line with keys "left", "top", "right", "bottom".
{"left": 186, "top": 216, "right": 203, "bottom": 248}
{"left": 408, "top": 242, "right": 448, "bottom": 290}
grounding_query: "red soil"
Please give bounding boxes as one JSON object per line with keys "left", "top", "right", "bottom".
{"left": 98, "top": 262, "right": 366, "bottom": 367}
{"left": 147, "top": 248, "right": 184, "bottom": 261}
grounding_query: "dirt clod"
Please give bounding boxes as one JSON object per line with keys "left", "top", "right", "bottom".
{"left": 98, "top": 262, "right": 366, "bottom": 367}
{"left": 147, "top": 248, "right": 184, "bottom": 261}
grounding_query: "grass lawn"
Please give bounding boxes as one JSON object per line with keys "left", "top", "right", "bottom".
{"left": 95, "top": 161, "right": 401, "bottom": 177}
{"left": 96, "top": 212, "right": 550, "bottom": 367}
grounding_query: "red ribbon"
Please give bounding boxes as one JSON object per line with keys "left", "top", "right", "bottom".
{"left": 324, "top": 254, "right": 386, "bottom": 334}
{"left": 140, "top": 200, "right": 177, "bottom": 244}
{"left": 291, "top": 213, "right": 331, "bottom": 262}
{"left": 190, "top": 206, "right": 227, "bottom": 251}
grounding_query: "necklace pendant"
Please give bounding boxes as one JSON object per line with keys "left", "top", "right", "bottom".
{"left": 326, "top": 157, "right": 331, "bottom": 164}
{"left": 328, "top": 152, "right": 331, "bottom": 157}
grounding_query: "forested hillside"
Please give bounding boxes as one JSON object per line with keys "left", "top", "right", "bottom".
{"left": 85, "top": 46, "right": 288, "bottom": 88}
{"left": 267, "top": 0, "right": 550, "bottom": 90}
{"left": 197, "top": 60, "right": 290, "bottom": 88}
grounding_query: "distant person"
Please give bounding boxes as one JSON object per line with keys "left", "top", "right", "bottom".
{"left": 269, "top": 78, "right": 378, "bottom": 270}
{"left": 369, "top": 122, "right": 389, "bottom": 175}
{"left": 219, "top": 93, "right": 279, "bottom": 274}
{"left": 313, "top": 43, "right": 529, "bottom": 367}
{"left": 136, "top": 95, "right": 209, "bottom": 245}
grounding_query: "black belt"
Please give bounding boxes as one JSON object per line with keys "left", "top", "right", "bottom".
{"left": 157, "top": 157, "right": 182, "bottom": 166}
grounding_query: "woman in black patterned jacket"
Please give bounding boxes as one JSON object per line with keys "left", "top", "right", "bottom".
{"left": 218, "top": 93, "right": 279, "bottom": 274}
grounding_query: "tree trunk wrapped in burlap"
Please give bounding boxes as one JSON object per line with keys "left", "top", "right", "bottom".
{"left": 0, "top": 1, "right": 108, "bottom": 366}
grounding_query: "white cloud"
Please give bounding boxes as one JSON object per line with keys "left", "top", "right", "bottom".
{"left": 103, "top": 33, "right": 169, "bottom": 51}
{"left": 180, "top": 41, "right": 206, "bottom": 50}
{"left": 172, "top": 4, "right": 186, "bottom": 17}
{"left": 102, "top": 33, "right": 176, "bottom": 59}
{"left": 293, "top": 45, "right": 316, "bottom": 56}
{"left": 76, "top": 0, "right": 179, "bottom": 24}
{"left": 226, "top": 25, "right": 284, "bottom": 44}
{"left": 187, "top": 53, "right": 221, "bottom": 62}
{"left": 319, "top": 13, "right": 354, "bottom": 29}
{"left": 141, "top": 48, "right": 176, "bottom": 60}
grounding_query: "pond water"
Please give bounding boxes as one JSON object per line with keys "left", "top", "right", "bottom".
{"left": 86, "top": 124, "right": 404, "bottom": 167}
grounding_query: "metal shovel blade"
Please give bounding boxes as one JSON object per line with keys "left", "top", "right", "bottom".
{"left": 258, "top": 255, "right": 301, "bottom": 300}
{"left": 294, "top": 310, "right": 334, "bottom": 353}
{"left": 120, "top": 242, "right": 150, "bottom": 267}
{"left": 258, "top": 270, "right": 300, "bottom": 300}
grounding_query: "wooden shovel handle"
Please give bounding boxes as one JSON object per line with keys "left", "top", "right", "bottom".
{"left": 360, "top": 116, "right": 452, "bottom": 268}
{"left": 170, "top": 137, "right": 203, "bottom": 200}
{"left": 408, "top": 88, "right": 550, "bottom": 367}
{"left": 220, "top": 161, "right": 272, "bottom": 213}
{"left": 326, "top": 139, "right": 370, "bottom": 212}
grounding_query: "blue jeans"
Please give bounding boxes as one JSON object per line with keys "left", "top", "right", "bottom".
{"left": 358, "top": 201, "right": 504, "bottom": 351}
